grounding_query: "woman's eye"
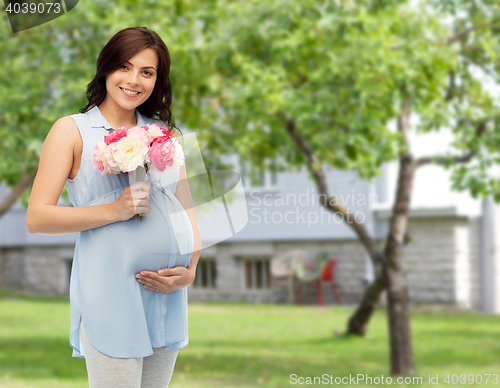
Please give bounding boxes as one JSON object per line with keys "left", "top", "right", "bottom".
{"left": 143, "top": 71, "right": 153, "bottom": 76}
{"left": 121, "top": 65, "right": 128, "bottom": 70}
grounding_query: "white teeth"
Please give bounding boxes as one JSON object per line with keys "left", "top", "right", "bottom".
{"left": 121, "top": 88, "right": 139, "bottom": 95}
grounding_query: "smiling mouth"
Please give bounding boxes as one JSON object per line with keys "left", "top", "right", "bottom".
{"left": 120, "top": 87, "right": 141, "bottom": 96}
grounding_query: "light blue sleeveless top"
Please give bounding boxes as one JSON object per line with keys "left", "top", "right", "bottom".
{"left": 66, "top": 105, "right": 194, "bottom": 358}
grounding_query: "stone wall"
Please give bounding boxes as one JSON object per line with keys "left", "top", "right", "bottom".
{"left": 189, "top": 215, "right": 481, "bottom": 308}
{"left": 0, "top": 245, "right": 73, "bottom": 296}
{"left": 0, "top": 215, "right": 482, "bottom": 309}
{"left": 188, "top": 239, "right": 370, "bottom": 305}
{"left": 401, "top": 216, "right": 480, "bottom": 307}
{"left": 403, "top": 217, "right": 457, "bottom": 304}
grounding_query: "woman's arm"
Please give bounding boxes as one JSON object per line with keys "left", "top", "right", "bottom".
{"left": 26, "top": 116, "right": 150, "bottom": 235}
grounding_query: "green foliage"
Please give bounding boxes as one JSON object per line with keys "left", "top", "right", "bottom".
{"left": 173, "top": 0, "right": 500, "bottom": 196}
{"left": 0, "top": 5, "right": 107, "bottom": 202}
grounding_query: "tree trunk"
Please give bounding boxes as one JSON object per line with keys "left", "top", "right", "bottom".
{"left": 383, "top": 154, "right": 416, "bottom": 374}
{"left": 346, "top": 93, "right": 415, "bottom": 374}
{"left": 386, "top": 263, "right": 414, "bottom": 374}
{"left": 384, "top": 189, "right": 415, "bottom": 375}
{"left": 0, "top": 168, "right": 38, "bottom": 218}
{"left": 382, "top": 94, "right": 415, "bottom": 375}
{"left": 346, "top": 275, "right": 386, "bottom": 335}
{"left": 279, "top": 107, "right": 416, "bottom": 374}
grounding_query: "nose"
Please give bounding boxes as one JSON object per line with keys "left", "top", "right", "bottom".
{"left": 126, "top": 70, "right": 140, "bottom": 86}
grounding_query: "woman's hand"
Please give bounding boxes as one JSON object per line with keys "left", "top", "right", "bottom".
{"left": 112, "top": 180, "right": 151, "bottom": 222}
{"left": 135, "top": 265, "right": 196, "bottom": 294}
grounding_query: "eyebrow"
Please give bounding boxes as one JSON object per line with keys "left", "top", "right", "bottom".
{"left": 124, "top": 60, "right": 157, "bottom": 71}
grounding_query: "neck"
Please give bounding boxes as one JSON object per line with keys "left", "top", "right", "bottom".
{"left": 98, "top": 97, "right": 137, "bottom": 129}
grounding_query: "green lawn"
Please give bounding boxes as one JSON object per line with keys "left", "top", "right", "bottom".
{"left": 1, "top": 288, "right": 500, "bottom": 387}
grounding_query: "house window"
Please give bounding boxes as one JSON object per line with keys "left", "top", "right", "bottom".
{"left": 243, "top": 258, "right": 271, "bottom": 290}
{"left": 192, "top": 258, "right": 217, "bottom": 289}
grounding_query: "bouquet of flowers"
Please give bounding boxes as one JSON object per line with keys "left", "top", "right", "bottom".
{"left": 92, "top": 123, "right": 185, "bottom": 221}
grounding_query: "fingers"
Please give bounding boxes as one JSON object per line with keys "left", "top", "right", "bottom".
{"left": 158, "top": 267, "right": 182, "bottom": 276}
{"left": 138, "top": 271, "right": 161, "bottom": 280}
{"left": 135, "top": 268, "right": 189, "bottom": 294}
{"left": 136, "top": 273, "right": 168, "bottom": 292}
{"left": 134, "top": 190, "right": 150, "bottom": 201}
{"left": 130, "top": 181, "right": 151, "bottom": 213}
{"left": 130, "top": 181, "right": 143, "bottom": 190}
{"left": 134, "top": 205, "right": 149, "bottom": 214}
{"left": 130, "top": 180, "right": 151, "bottom": 191}
{"left": 136, "top": 276, "right": 162, "bottom": 292}
{"left": 137, "top": 270, "right": 157, "bottom": 277}
{"left": 136, "top": 267, "right": 187, "bottom": 281}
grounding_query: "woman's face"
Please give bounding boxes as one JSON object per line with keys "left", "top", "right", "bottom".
{"left": 104, "top": 48, "right": 159, "bottom": 112}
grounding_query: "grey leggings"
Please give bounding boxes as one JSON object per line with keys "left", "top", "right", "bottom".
{"left": 80, "top": 322, "right": 179, "bottom": 388}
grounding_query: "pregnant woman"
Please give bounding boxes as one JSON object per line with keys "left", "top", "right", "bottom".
{"left": 26, "top": 27, "right": 201, "bottom": 387}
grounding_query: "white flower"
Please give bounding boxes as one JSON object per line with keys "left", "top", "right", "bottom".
{"left": 110, "top": 137, "right": 149, "bottom": 172}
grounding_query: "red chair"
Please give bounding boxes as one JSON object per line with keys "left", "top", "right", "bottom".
{"left": 321, "top": 258, "right": 341, "bottom": 304}
{"left": 296, "top": 257, "right": 341, "bottom": 306}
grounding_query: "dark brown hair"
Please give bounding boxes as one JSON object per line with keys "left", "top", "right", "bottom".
{"left": 81, "top": 27, "right": 179, "bottom": 135}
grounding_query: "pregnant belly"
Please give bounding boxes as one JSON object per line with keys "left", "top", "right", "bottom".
{"left": 81, "top": 189, "right": 191, "bottom": 276}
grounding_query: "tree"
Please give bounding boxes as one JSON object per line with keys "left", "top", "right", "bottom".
{"left": 0, "top": 5, "right": 109, "bottom": 214}
{"left": 168, "top": 0, "right": 500, "bottom": 375}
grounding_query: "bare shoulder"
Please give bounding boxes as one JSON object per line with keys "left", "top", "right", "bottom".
{"left": 52, "top": 115, "right": 78, "bottom": 132}
{"left": 46, "top": 116, "right": 80, "bottom": 147}
{"left": 28, "top": 115, "right": 80, "bottom": 216}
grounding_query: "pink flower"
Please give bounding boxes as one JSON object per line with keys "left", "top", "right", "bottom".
{"left": 150, "top": 136, "right": 176, "bottom": 172}
{"left": 92, "top": 141, "right": 115, "bottom": 175}
{"left": 104, "top": 127, "right": 128, "bottom": 145}
{"left": 103, "top": 142, "right": 123, "bottom": 174}
{"left": 127, "top": 126, "right": 151, "bottom": 147}
{"left": 143, "top": 123, "right": 165, "bottom": 140}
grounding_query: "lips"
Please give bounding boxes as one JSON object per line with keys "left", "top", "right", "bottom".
{"left": 120, "top": 87, "right": 141, "bottom": 97}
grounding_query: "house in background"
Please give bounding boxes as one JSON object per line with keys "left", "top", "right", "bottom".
{"left": 1, "top": 129, "right": 499, "bottom": 311}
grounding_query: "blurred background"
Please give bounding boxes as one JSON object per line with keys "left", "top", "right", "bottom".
{"left": 1, "top": 0, "right": 500, "bottom": 387}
